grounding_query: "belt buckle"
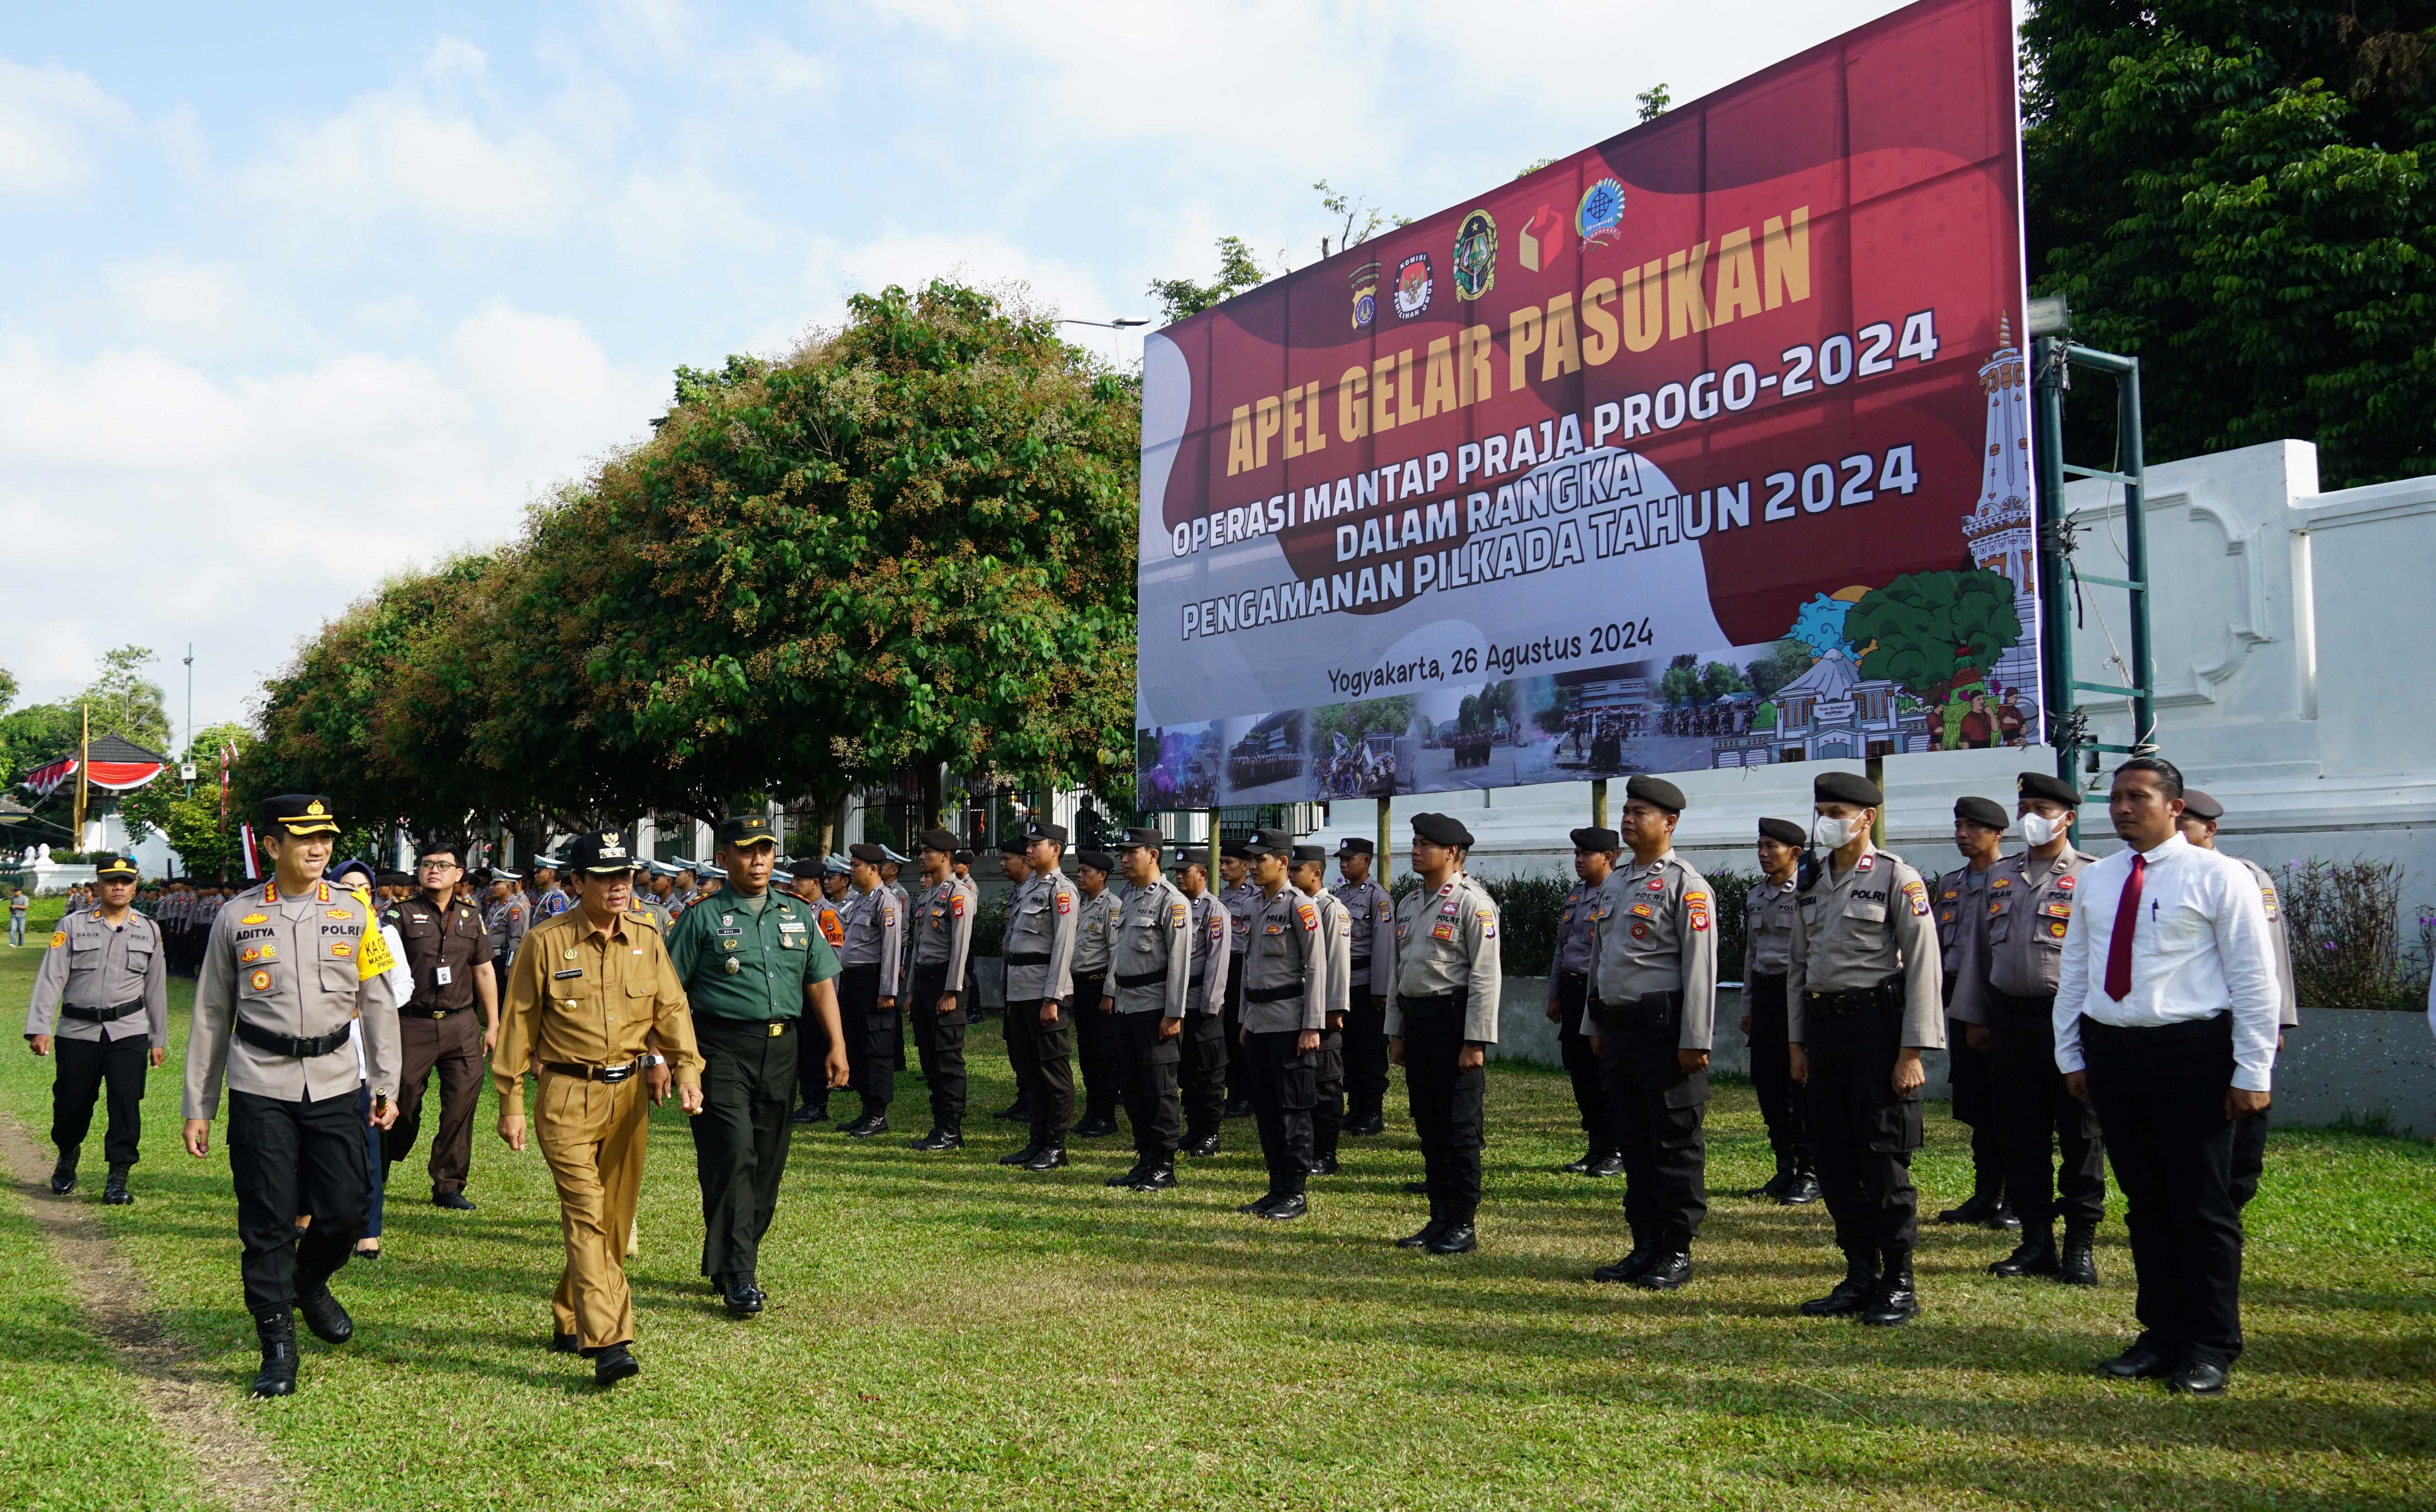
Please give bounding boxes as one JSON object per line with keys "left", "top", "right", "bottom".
{"left": 601, "top": 1063, "right": 635, "bottom": 1084}
{"left": 767, "top": 1022, "right": 785, "bottom": 1038}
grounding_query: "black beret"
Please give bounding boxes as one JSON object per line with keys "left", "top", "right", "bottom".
{"left": 1954, "top": 796, "right": 2009, "bottom": 830}
{"left": 716, "top": 813, "right": 778, "bottom": 848}
{"left": 93, "top": 854, "right": 139, "bottom": 880}
{"left": 1291, "top": 844, "right": 1327, "bottom": 864}
{"left": 1569, "top": 827, "right": 1621, "bottom": 852}
{"left": 1246, "top": 827, "right": 1295, "bottom": 858}
{"left": 564, "top": 832, "right": 640, "bottom": 875}
{"left": 997, "top": 835, "right": 1029, "bottom": 855}
{"left": 1335, "top": 837, "right": 1373, "bottom": 857}
{"left": 1758, "top": 817, "right": 1807, "bottom": 846}
{"left": 1076, "top": 851, "right": 1116, "bottom": 875}
{"left": 848, "top": 843, "right": 886, "bottom": 864}
{"left": 788, "top": 859, "right": 827, "bottom": 880}
{"left": 2180, "top": 788, "right": 2225, "bottom": 822}
{"left": 917, "top": 828, "right": 961, "bottom": 856}
{"left": 2017, "top": 771, "right": 2083, "bottom": 808}
{"left": 952, "top": 849, "right": 975, "bottom": 866}
{"left": 1625, "top": 774, "right": 1687, "bottom": 814}
{"left": 1813, "top": 771, "right": 1882, "bottom": 806}
{"left": 377, "top": 870, "right": 415, "bottom": 889}
{"left": 260, "top": 793, "right": 341, "bottom": 837}
{"left": 1119, "top": 827, "right": 1164, "bottom": 850}
{"left": 1411, "top": 812, "right": 1473, "bottom": 848}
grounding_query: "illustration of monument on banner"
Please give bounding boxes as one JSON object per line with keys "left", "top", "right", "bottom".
{"left": 1714, "top": 325, "right": 2038, "bottom": 768}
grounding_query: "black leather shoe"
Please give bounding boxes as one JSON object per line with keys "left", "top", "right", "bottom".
{"left": 433, "top": 1189, "right": 477, "bottom": 1211}
{"left": 1130, "top": 1162, "right": 1176, "bottom": 1192}
{"left": 1402, "top": 1179, "right": 1431, "bottom": 1194}
{"left": 1592, "top": 1246, "right": 1655, "bottom": 1284}
{"left": 1936, "top": 1186, "right": 2005, "bottom": 1225}
{"left": 1860, "top": 1258, "right": 1918, "bottom": 1326}
{"left": 1237, "top": 1193, "right": 1281, "bottom": 1215}
{"left": 1989, "top": 1234, "right": 2061, "bottom": 1279}
{"left": 2170, "top": 1359, "right": 2230, "bottom": 1395}
{"left": 1108, "top": 1162, "right": 1152, "bottom": 1188}
{"left": 1583, "top": 1154, "right": 1625, "bottom": 1179}
{"left": 1744, "top": 1171, "right": 1787, "bottom": 1200}
{"left": 722, "top": 1275, "right": 765, "bottom": 1317}
{"left": 1777, "top": 1170, "right": 1823, "bottom": 1205}
{"left": 791, "top": 1102, "right": 828, "bottom": 1125}
{"left": 251, "top": 1310, "right": 298, "bottom": 1398}
{"left": 1397, "top": 1219, "right": 1448, "bottom": 1249}
{"left": 1260, "top": 1192, "right": 1308, "bottom": 1221}
{"left": 998, "top": 1143, "right": 1043, "bottom": 1166}
{"left": 2095, "top": 1341, "right": 2174, "bottom": 1379}
{"left": 1424, "top": 1222, "right": 1476, "bottom": 1254}
{"left": 593, "top": 1343, "right": 641, "bottom": 1387}
{"left": 1223, "top": 1098, "right": 1254, "bottom": 1120}
{"left": 1020, "top": 1143, "right": 1067, "bottom": 1172}
{"left": 1346, "top": 1112, "right": 1386, "bottom": 1137}
{"left": 1072, "top": 1114, "right": 1119, "bottom": 1139}
{"left": 102, "top": 1165, "right": 133, "bottom": 1205}
{"left": 49, "top": 1148, "right": 77, "bottom": 1195}
{"left": 296, "top": 1282, "right": 354, "bottom": 1345}
{"left": 1987, "top": 1202, "right": 2022, "bottom": 1232}
{"left": 1801, "top": 1257, "right": 1879, "bottom": 1317}
{"left": 2059, "top": 1233, "right": 2100, "bottom": 1287}
{"left": 1181, "top": 1132, "right": 1221, "bottom": 1158}
{"left": 992, "top": 1101, "right": 1029, "bottom": 1122}
{"left": 1634, "top": 1252, "right": 1693, "bottom": 1291}
{"left": 844, "top": 1113, "right": 890, "bottom": 1138}
{"left": 550, "top": 1330, "right": 581, "bottom": 1354}
{"left": 1558, "top": 1151, "right": 1596, "bottom": 1174}
{"left": 1308, "top": 1154, "right": 1339, "bottom": 1176}
{"left": 909, "top": 1127, "right": 963, "bottom": 1151}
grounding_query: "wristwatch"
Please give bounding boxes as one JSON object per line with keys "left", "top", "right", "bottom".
{"left": 639, "top": 1053, "right": 667, "bottom": 1069}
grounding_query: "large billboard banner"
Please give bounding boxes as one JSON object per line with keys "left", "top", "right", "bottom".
{"left": 1134, "top": 0, "right": 2037, "bottom": 809}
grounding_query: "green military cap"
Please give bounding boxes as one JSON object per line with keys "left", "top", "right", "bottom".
{"left": 717, "top": 814, "right": 779, "bottom": 848}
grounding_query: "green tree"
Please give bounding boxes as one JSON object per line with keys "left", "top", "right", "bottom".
{"left": 1743, "top": 640, "right": 1813, "bottom": 700}
{"left": 1845, "top": 569, "right": 2024, "bottom": 701}
{"left": 120, "top": 722, "right": 256, "bottom": 876}
{"left": 1148, "top": 236, "right": 1271, "bottom": 324}
{"left": 1635, "top": 83, "right": 1672, "bottom": 121}
{"left": 1310, "top": 697, "right": 1416, "bottom": 749}
{"left": 84, "top": 645, "right": 172, "bottom": 753}
{"left": 2025, "top": 1, "right": 2436, "bottom": 486}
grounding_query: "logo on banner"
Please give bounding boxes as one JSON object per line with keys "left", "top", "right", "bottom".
{"left": 1452, "top": 210, "right": 1496, "bottom": 300}
{"left": 1348, "top": 261, "right": 1380, "bottom": 330}
{"left": 1577, "top": 177, "right": 1625, "bottom": 246}
{"left": 1519, "top": 204, "right": 1566, "bottom": 272}
{"left": 1393, "top": 253, "right": 1433, "bottom": 319}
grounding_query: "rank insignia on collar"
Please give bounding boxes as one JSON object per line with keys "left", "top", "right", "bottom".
{"left": 1856, "top": 856, "right": 1874, "bottom": 873}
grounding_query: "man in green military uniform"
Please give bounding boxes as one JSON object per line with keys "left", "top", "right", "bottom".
{"left": 665, "top": 815, "right": 849, "bottom": 1316}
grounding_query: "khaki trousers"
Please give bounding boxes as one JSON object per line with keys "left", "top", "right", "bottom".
{"left": 536, "top": 1071, "right": 649, "bottom": 1350}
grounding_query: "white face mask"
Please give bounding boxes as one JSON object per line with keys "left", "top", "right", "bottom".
{"left": 2021, "top": 812, "right": 2069, "bottom": 846}
{"left": 1812, "top": 813, "right": 1858, "bottom": 850}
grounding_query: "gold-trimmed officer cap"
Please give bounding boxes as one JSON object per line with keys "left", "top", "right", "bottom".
{"left": 93, "top": 854, "right": 139, "bottom": 880}
{"left": 261, "top": 794, "right": 342, "bottom": 837}
{"left": 717, "top": 813, "right": 779, "bottom": 848}
{"left": 563, "top": 832, "right": 639, "bottom": 876}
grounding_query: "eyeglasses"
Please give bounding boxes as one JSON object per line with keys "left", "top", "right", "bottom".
{"left": 419, "top": 860, "right": 461, "bottom": 871}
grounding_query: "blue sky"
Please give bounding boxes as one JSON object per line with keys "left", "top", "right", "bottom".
{"left": 2, "top": 0, "right": 1926, "bottom": 743}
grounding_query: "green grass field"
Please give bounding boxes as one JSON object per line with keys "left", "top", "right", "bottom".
{"left": 3, "top": 895, "right": 2433, "bottom": 1511}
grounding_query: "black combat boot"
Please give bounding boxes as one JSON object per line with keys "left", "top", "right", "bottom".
{"left": 49, "top": 1145, "right": 78, "bottom": 1195}
{"left": 1635, "top": 1251, "right": 1693, "bottom": 1291}
{"left": 1861, "top": 1250, "right": 1918, "bottom": 1326}
{"left": 296, "top": 1279, "right": 354, "bottom": 1344}
{"left": 1020, "top": 1141, "right": 1068, "bottom": 1173}
{"left": 1777, "top": 1164, "right": 1823, "bottom": 1205}
{"left": 1936, "top": 1181, "right": 2006, "bottom": 1226}
{"left": 103, "top": 1164, "right": 133, "bottom": 1205}
{"left": 1800, "top": 1251, "right": 1879, "bottom": 1317}
{"left": 1745, "top": 1153, "right": 1793, "bottom": 1199}
{"left": 251, "top": 1310, "right": 299, "bottom": 1397}
{"left": 1989, "top": 1228, "right": 2061, "bottom": 1278}
{"left": 1130, "top": 1160, "right": 1176, "bottom": 1191}
{"left": 908, "top": 1127, "right": 962, "bottom": 1151}
{"left": 2058, "top": 1225, "right": 2100, "bottom": 1287}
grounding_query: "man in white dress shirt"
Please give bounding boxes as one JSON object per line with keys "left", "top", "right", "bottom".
{"left": 2053, "top": 756, "right": 2278, "bottom": 1396}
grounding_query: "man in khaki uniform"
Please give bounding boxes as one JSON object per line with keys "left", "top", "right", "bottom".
{"left": 2177, "top": 789, "right": 2300, "bottom": 1211}
{"left": 1387, "top": 812, "right": 1500, "bottom": 1255}
{"left": 183, "top": 796, "right": 401, "bottom": 1398}
{"left": 1788, "top": 771, "right": 1945, "bottom": 1327}
{"left": 26, "top": 854, "right": 168, "bottom": 1202}
{"left": 494, "top": 832, "right": 703, "bottom": 1388}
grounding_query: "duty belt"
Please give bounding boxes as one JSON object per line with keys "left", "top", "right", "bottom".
{"left": 1989, "top": 986, "right": 2056, "bottom": 1018}
{"left": 62, "top": 998, "right": 145, "bottom": 1023}
{"left": 234, "top": 1018, "right": 353, "bottom": 1059}
{"left": 1243, "top": 984, "right": 1302, "bottom": 1004}
{"left": 543, "top": 1058, "right": 641, "bottom": 1083}
{"left": 1802, "top": 977, "right": 1903, "bottom": 1022}
{"left": 1396, "top": 990, "right": 1466, "bottom": 1020}
{"left": 1005, "top": 952, "right": 1050, "bottom": 966}
{"left": 398, "top": 1005, "right": 465, "bottom": 1019}
{"left": 1115, "top": 969, "right": 1167, "bottom": 989}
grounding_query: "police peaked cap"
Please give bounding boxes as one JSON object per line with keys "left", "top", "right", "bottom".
{"left": 1246, "top": 827, "right": 1296, "bottom": 858}
{"left": 1220, "top": 841, "right": 1252, "bottom": 861}
{"left": 490, "top": 869, "right": 523, "bottom": 882}
{"left": 917, "top": 828, "right": 961, "bottom": 856}
{"left": 1119, "top": 827, "right": 1164, "bottom": 851}
{"left": 847, "top": 843, "right": 886, "bottom": 864}
{"left": 1335, "top": 837, "right": 1373, "bottom": 857}
{"left": 92, "top": 854, "right": 139, "bottom": 880}
{"left": 2179, "top": 788, "right": 2225, "bottom": 822}
{"left": 879, "top": 846, "right": 911, "bottom": 865}
{"left": 1757, "top": 817, "right": 1807, "bottom": 847}
{"left": 1410, "top": 812, "right": 1473, "bottom": 848}
{"left": 1569, "top": 827, "right": 1621, "bottom": 853}
{"left": 1954, "top": 796, "right": 2009, "bottom": 830}
{"left": 717, "top": 814, "right": 779, "bottom": 848}
{"left": 1624, "top": 775, "right": 1687, "bottom": 814}
{"left": 2018, "top": 771, "right": 2084, "bottom": 808}
{"left": 1813, "top": 772, "right": 1882, "bottom": 807}
{"left": 823, "top": 854, "right": 853, "bottom": 873}
{"left": 1291, "top": 844, "right": 1327, "bottom": 864}
{"left": 1026, "top": 822, "right": 1070, "bottom": 847}
{"left": 261, "top": 793, "right": 342, "bottom": 837}
{"left": 1076, "top": 851, "right": 1116, "bottom": 875}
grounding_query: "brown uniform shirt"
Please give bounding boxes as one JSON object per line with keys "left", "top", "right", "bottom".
{"left": 381, "top": 892, "right": 496, "bottom": 1013}
{"left": 492, "top": 906, "right": 703, "bottom": 1101}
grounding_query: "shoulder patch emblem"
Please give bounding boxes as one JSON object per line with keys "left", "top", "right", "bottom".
{"left": 1296, "top": 902, "right": 1318, "bottom": 931}
{"left": 1902, "top": 879, "right": 1930, "bottom": 917}
{"left": 881, "top": 905, "right": 898, "bottom": 926}
{"left": 1685, "top": 890, "right": 1712, "bottom": 932}
{"left": 2259, "top": 883, "right": 2279, "bottom": 921}
{"left": 1055, "top": 892, "right": 1072, "bottom": 916}
{"left": 48, "top": 930, "right": 66, "bottom": 949}
{"left": 249, "top": 969, "right": 271, "bottom": 991}
{"left": 951, "top": 894, "right": 966, "bottom": 918}
{"left": 1376, "top": 901, "right": 1392, "bottom": 919}
{"left": 1170, "top": 901, "right": 1189, "bottom": 928}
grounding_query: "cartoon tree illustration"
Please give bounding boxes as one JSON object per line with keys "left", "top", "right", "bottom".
{"left": 1845, "top": 569, "right": 2023, "bottom": 702}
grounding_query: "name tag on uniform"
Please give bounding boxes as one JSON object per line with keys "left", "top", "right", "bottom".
{"left": 435, "top": 965, "right": 453, "bottom": 986}
{"left": 779, "top": 920, "right": 805, "bottom": 933}
{"left": 553, "top": 968, "right": 583, "bottom": 980}
{"left": 1263, "top": 922, "right": 1284, "bottom": 935}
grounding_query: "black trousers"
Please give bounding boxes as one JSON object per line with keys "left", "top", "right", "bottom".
{"left": 1118, "top": 1012, "right": 1183, "bottom": 1159}
{"left": 690, "top": 1015, "right": 799, "bottom": 1280}
{"left": 1345, "top": 980, "right": 1389, "bottom": 1122}
{"left": 1947, "top": 1015, "right": 2004, "bottom": 1187}
{"left": 227, "top": 1088, "right": 366, "bottom": 1317}
{"left": 1744, "top": 973, "right": 1808, "bottom": 1168}
{"left": 1072, "top": 972, "right": 1122, "bottom": 1122}
{"left": 1178, "top": 1009, "right": 1227, "bottom": 1141}
{"left": 1221, "top": 962, "right": 1248, "bottom": 1102}
{"left": 908, "top": 964, "right": 968, "bottom": 1131}
{"left": 838, "top": 964, "right": 900, "bottom": 1111}
{"left": 2083, "top": 1015, "right": 2248, "bottom": 1367}
{"left": 1004, "top": 999, "right": 1075, "bottom": 1143}
{"left": 796, "top": 996, "right": 833, "bottom": 1112}
{"left": 52, "top": 1034, "right": 148, "bottom": 1167}
{"left": 384, "top": 1010, "right": 485, "bottom": 1196}
{"left": 2231, "top": 1108, "right": 2271, "bottom": 1210}
{"left": 1593, "top": 1011, "right": 1708, "bottom": 1250}
{"left": 1803, "top": 1011, "right": 1923, "bottom": 1259}
{"left": 1312, "top": 1024, "right": 1346, "bottom": 1160}
{"left": 1990, "top": 997, "right": 2105, "bottom": 1233}
{"left": 1554, "top": 972, "right": 1612, "bottom": 1157}
{"left": 1402, "top": 1008, "right": 1485, "bottom": 1224}
{"left": 1243, "top": 1028, "right": 1315, "bottom": 1195}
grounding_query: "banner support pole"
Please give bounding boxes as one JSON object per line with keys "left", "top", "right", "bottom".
{"left": 1206, "top": 806, "right": 1220, "bottom": 887}
{"left": 1865, "top": 753, "right": 1885, "bottom": 848}
{"left": 1591, "top": 777, "right": 1608, "bottom": 831}
{"left": 1374, "top": 795, "right": 1390, "bottom": 881}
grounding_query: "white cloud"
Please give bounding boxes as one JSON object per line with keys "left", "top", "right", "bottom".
{"left": 720, "top": 39, "right": 833, "bottom": 98}
{"left": 239, "top": 91, "right": 586, "bottom": 247}
{"left": 602, "top": 0, "right": 695, "bottom": 58}
{"left": 0, "top": 59, "right": 131, "bottom": 194}
{"left": 425, "top": 38, "right": 489, "bottom": 79}
{"left": 606, "top": 166, "right": 780, "bottom": 269}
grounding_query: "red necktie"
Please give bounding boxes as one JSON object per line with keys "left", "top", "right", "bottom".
{"left": 2104, "top": 851, "right": 2146, "bottom": 1001}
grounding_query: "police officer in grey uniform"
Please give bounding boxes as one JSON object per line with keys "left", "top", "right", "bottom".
{"left": 999, "top": 822, "right": 1080, "bottom": 1172}
{"left": 1742, "top": 819, "right": 1818, "bottom": 1202}
{"left": 25, "top": 854, "right": 168, "bottom": 1202}
{"left": 1293, "top": 844, "right": 1354, "bottom": 1175}
{"left": 1332, "top": 838, "right": 1394, "bottom": 1137}
{"left": 906, "top": 829, "right": 978, "bottom": 1151}
{"left": 484, "top": 870, "right": 528, "bottom": 963}
{"left": 1069, "top": 851, "right": 1126, "bottom": 1139}
{"left": 1173, "top": 851, "right": 1231, "bottom": 1157}
{"left": 1955, "top": 771, "right": 2102, "bottom": 1284}
{"left": 835, "top": 843, "right": 905, "bottom": 1136}
{"left": 1106, "top": 828, "right": 1193, "bottom": 1191}
{"left": 1235, "top": 828, "right": 1328, "bottom": 1218}
{"left": 1388, "top": 812, "right": 1501, "bottom": 1255}
{"left": 1218, "top": 843, "right": 1260, "bottom": 1117}
{"left": 182, "top": 795, "right": 402, "bottom": 1397}
{"left": 2177, "top": 790, "right": 2298, "bottom": 1210}
{"left": 1788, "top": 771, "right": 1945, "bottom": 1327}
{"left": 1548, "top": 827, "right": 1622, "bottom": 1177}
{"left": 1934, "top": 795, "right": 2017, "bottom": 1230}
{"left": 1584, "top": 776, "right": 1719, "bottom": 1291}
